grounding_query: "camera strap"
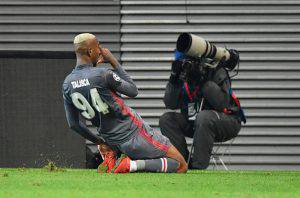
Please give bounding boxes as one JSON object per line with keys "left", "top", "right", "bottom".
{"left": 223, "top": 88, "right": 247, "bottom": 124}
{"left": 183, "top": 82, "right": 200, "bottom": 102}
{"left": 183, "top": 82, "right": 201, "bottom": 120}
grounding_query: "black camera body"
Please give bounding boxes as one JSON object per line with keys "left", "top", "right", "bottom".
{"left": 178, "top": 58, "right": 209, "bottom": 83}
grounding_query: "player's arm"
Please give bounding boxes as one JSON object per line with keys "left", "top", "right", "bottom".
{"left": 99, "top": 48, "right": 138, "bottom": 97}
{"left": 114, "top": 64, "right": 137, "bottom": 89}
{"left": 105, "top": 69, "right": 138, "bottom": 98}
{"left": 63, "top": 98, "right": 104, "bottom": 145}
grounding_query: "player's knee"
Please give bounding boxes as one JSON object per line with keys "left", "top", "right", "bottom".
{"left": 166, "top": 145, "right": 188, "bottom": 173}
{"left": 181, "top": 161, "right": 188, "bottom": 173}
{"left": 174, "top": 152, "right": 188, "bottom": 173}
{"left": 178, "top": 160, "right": 188, "bottom": 173}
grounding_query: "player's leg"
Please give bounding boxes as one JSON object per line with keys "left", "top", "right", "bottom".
{"left": 165, "top": 144, "right": 188, "bottom": 173}
{"left": 159, "top": 112, "right": 194, "bottom": 161}
{"left": 112, "top": 155, "right": 183, "bottom": 173}
{"left": 112, "top": 145, "right": 187, "bottom": 173}
{"left": 136, "top": 124, "right": 187, "bottom": 173}
{"left": 113, "top": 125, "right": 187, "bottom": 173}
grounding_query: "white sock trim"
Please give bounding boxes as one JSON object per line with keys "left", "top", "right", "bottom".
{"left": 163, "top": 158, "right": 167, "bottom": 172}
{"left": 160, "top": 158, "right": 167, "bottom": 173}
{"left": 160, "top": 158, "right": 164, "bottom": 172}
{"left": 129, "top": 160, "right": 137, "bottom": 172}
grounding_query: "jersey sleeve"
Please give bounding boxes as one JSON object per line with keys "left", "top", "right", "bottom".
{"left": 63, "top": 99, "right": 104, "bottom": 145}
{"left": 105, "top": 65, "right": 138, "bottom": 97}
{"left": 62, "top": 82, "right": 104, "bottom": 145}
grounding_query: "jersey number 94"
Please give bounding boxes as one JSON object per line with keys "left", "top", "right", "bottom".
{"left": 71, "top": 88, "right": 109, "bottom": 119}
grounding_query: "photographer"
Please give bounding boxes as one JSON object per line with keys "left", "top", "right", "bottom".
{"left": 159, "top": 33, "right": 246, "bottom": 169}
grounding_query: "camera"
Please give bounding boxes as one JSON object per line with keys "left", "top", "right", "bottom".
{"left": 176, "top": 33, "right": 239, "bottom": 71}
{"left": 177, "top": 58, "right": 207, "bottom": 82}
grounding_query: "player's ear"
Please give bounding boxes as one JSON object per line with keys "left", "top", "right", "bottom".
{"left": 86, "top": 48, "right": 92, "bottom": 57}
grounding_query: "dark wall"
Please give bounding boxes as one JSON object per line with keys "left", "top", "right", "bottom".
{"left": 0, "top": 0, "right": 121, "bottom": 168}
{"left": 0, "top": 58, "right": 85, "bottom": 168}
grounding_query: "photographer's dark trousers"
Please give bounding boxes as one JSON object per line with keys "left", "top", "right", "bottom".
{"left": 159, "top": 110, "right": 241, "bottom": 169}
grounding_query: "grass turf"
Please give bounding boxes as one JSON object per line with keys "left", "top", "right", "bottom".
{"left": 0, "top": 168, "right": 299, "bottom": 198}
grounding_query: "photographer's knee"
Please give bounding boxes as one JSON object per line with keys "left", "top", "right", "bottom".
{"left": 195, "top": 111, "right": 215, "bottom": 128}
{"left": 159, "top": 112, "right": 175, "bottom": 129}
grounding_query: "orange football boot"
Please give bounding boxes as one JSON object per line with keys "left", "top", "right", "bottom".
{"left": 97, "top": 145, "right": 117, "bottom": 173}
{"left": 111, "top": 155, "right": 131, "bottom": 174}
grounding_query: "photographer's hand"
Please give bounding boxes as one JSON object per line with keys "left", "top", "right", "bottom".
{"left": 169, "top": 60, "right": 183, "bottom": 84}
{"left": 164, "top": 58, "right": 185, "bottom": 109}
{"left": 225, "top": 49, "right": 239, "bottom": 70}
{"left": 171, "top": 60, "right": 183, "bottom": 76}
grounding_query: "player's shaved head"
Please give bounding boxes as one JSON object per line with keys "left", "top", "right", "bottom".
{"left": 73, "top": 33, "right": 102, "bottom": 66}
{"left": 74, "top": 33, "right": 99, "bottom": 56}
{"left": 74, "top": 33, "right": 96, "bottom": 44}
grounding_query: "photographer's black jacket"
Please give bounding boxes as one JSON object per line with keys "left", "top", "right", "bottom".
{"left": 164, "top": 61, "right": 239, "bottom": 120}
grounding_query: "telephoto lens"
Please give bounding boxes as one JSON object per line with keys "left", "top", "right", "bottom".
{"left": 176, "top": 33, "right": 231, "bottom": 63}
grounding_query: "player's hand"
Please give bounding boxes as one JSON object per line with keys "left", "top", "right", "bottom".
{"left": 97, "top": 48, "right": 120, "bottom": 68}
{"left": 97, "top": 55, "right": 104, "bottom": 65}
{"left": 99, "top": 48, "right": 113, "bottom": 62}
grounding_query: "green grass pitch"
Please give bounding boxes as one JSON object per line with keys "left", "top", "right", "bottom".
{"left": 0, "top": 168, "right": 299, "bottom": 198}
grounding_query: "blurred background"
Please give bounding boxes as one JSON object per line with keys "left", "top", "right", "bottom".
{"left": 0, "top": 0, "right": 299, "bottom": 170}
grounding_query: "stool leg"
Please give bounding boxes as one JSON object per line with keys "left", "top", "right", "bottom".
{"left": 187, "top": 142, "right": 194, "bottom": 166}
{"left": 211, "top": 155, "right": 218, "bottom": 170}
{"left": 219, "top": 157, "right": 229, "bottom": 171}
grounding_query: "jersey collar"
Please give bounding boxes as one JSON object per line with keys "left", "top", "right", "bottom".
{"left": 75, "top": 63, "right": 93, "bottom": 70}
